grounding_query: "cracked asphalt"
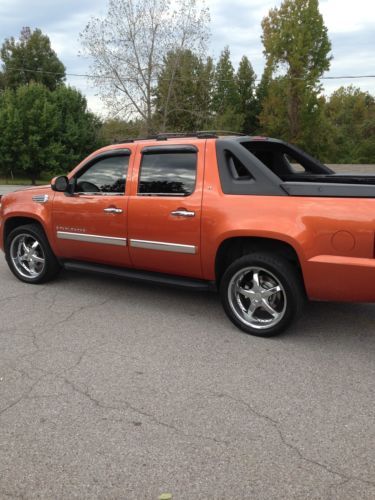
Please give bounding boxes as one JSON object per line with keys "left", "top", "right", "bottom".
{"left": 1, "top": 255, "right": 375, "bottom": 500}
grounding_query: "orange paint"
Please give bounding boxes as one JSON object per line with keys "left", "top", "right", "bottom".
{"left": 1, "top": 137, "right": 375, "bottom": 302}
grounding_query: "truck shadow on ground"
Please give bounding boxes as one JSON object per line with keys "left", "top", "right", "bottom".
{"left": 292, "top": 300, "right": 375, "bottom": 345}
{"left": 61, "top": 270, "right": 375, "bottom": 349}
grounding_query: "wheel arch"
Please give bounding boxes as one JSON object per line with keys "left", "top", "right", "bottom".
{"left": 3, "top": 215, "right": 48, "bottom": 245}
{"left": 215, "top": 236, "right": 305, "bottom": 290}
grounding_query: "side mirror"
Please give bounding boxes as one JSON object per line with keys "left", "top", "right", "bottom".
{"left": 51, "top": 176, "right": 69, "bottom": 192}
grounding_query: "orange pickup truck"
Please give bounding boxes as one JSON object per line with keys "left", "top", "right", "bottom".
{"left": 1, "top": 133, "right": 375, "bottom": 337}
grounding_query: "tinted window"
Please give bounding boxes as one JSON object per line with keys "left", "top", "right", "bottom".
{"left": 226, "top": 152, "right": 253, "bottom": 180}
{"left": 76, "top": 155, "right": 129, "bottom": 194}
{"left": 284, "top": 154, "right": 306, "bottom": 172}
{"left": 138, "top": 152, "right": 196, "bottom": 196}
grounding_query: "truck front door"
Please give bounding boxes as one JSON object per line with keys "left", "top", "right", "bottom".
{"left": 52, "top": 149, "right": 133, "bottom": 268}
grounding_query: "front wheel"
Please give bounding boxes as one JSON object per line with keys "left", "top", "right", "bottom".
{"left": 5, "top": 223, "right": 61, "bottom": 284}
{"left": 220, "top": 253, "right": 304, "bottom": 337}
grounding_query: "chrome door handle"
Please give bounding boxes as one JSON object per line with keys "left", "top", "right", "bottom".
{"left": 103, "top": 207, "right": 123, "bottom": 214}
{"left": 170, "top": 210, "right": 195, "bottom": 218}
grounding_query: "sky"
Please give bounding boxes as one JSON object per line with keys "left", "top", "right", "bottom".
{"left": 0, "top": 0, "right": 374, "bottom": 116}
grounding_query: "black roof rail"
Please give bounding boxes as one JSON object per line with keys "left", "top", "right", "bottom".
{"left": 155, "top": 132, "right": 218, "bottom": 140}
{"left": 197, "top": 130, "right": 247, "bottom": 137}
{"left": 155, "top": 131, "right": 246, "bottom": 139}
{"left": 111, "top": 130, "right": 246, "bottom": 145}
{"left": 113, "top": 135, "right": 158, "bottom": 144}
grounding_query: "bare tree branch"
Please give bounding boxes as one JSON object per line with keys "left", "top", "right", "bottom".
{"left": 80, "top": 0, "right": 210, "bottom": 134}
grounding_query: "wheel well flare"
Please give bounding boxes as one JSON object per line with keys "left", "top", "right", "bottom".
{"left": 215, "top": 237, "right": 302, "bottom": 283}
{"left": 4, "top": 217, "right": 44, "bottom": 243}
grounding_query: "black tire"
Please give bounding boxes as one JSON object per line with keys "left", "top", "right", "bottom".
{"left": 5, "top": 223, "right": 61, "bottom": 284}
{"left": 220, "top": 253, "right": 304, "bottom": 337}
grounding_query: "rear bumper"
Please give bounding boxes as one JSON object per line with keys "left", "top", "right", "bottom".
{"left": 304, "top": 255, "right": 375, "bottom": 302}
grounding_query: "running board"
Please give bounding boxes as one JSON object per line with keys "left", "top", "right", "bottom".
{"left": 63, "top": 260, "right": 215, "bottom": 291}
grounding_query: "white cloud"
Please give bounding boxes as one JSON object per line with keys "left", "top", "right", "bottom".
{"left": 320, "top": 0, "right": 375, "bottom": 33}
{"left": 0, "top": 0, "right": 374, "bottom": 113}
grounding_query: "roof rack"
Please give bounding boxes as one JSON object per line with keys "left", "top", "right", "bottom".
{"left": 112, "top": 130, "right": 247, "bottom": 144}
{"left": 113, "top": 136, "right": 154, "bottom": 144}
{"left": 197, "top": 130, "right": 247, "bottom": 137}
{"left": 155, "top": 132, "right": 218, "bottom": 140}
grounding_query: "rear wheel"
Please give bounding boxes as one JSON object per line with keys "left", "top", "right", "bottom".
{"left": 220, "top": 253, "right": 304, "bottom": 337}
{"left": 5, "top": 224, "right": 61, "bottom": 284}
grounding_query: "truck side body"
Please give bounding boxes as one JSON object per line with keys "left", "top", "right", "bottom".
{"left": 1, "top": 136, "right": 375, "bottom": 306}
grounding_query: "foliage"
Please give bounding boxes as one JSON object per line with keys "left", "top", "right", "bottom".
{"left": 211, "top": 47, "right": 242, "bottom": 131}
{"left": 260, "top": 0, "right": 332, "bottom": 142}
{"left": 236, "top": 56, "right": 257, "bottom": 134}
{"left": 0, "top": 27, "right": 66, "bottom": 91}
{"left": 99, "top": 118, "right": 145, "bottom": 144}
{"left": 0, "top": 83, "right": 101, "bottom": 183}
{"left": 0, "top": 9, "right": 374, "bottom": 179}
{"left": 80, "top": 0, "right": 210, "bottom": 134}
{"left": 50, "top": 85, "right": 102, "bottom": 171}
{"left": 154, "top": 49, "right": 214, "bottom": 132}
{"left": 325, "top": 86, "right": 375, "bottom": 163}
{"left": 0, "top": 89, "right": 22, "bottom": 179}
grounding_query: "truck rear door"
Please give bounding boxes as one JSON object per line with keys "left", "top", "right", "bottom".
{"left": 127, "top": 141, "right": 205, "bottom": 278}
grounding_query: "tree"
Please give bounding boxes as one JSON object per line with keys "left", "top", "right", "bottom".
{"left": 99, "top": 118, "right": 144, "bottom": 144}
{"left": 0, "top": 89, "right": 22, "bottom": 179}
{"left": 253, "top": 64, "right": 272, "bottom": 133}
{"left": 80, "top": 0, "right": 210, "bottom": 134}
{"left": 325, "top": 86, "right": 375, "bottom": 163}
{"left": 154, "top": 49, "right": 214, "bottom": 132}
{"left": 212, "top": 47, "right": 242, "bottom": 131}
{"left": 0, "top": 83, "right": 101, "bottom": 184}
{"left": 50, "top": 85, "right": 102, "bottom": 171}
{"left": 260, "top": 0, "right": 332, "bottom": 143}
{"left": 236, "top": 56, "right": 257, "bottom": 134}
{"left": 0, "top": 27, "right": 66, "bottom": 91}
{"left": 0, "top": 84, "right": 61, "bottom": 183}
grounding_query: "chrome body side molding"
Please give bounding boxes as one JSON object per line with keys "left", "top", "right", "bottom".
{"left": 56, "top": 232, "right": 196, "bottom": 253}
{"left": 129, "top": 239, "right": 196, "bottom": 254}
{"left": 57, "top": 231, "right": 127, "bottom": 247}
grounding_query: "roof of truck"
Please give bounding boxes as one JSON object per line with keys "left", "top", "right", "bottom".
{"left": 109, "top": 132, "right": 283, "bottom": 147}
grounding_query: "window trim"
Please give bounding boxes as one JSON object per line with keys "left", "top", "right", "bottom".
{"left": 137, "top": 147, "right": 198, "bottom": 198}
{"left": 73, "top": 149, "right": 131, "bottom": 196}
{"left": 141, "top": 145, "right": 198, "bottom": 155}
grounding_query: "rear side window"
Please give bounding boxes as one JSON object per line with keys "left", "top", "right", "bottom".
{"left": 284, "top": 153, "right": 306, "bottom": 173}
{"left": 138, "top": 151, "right": 197, "bottom": 196}
{"left": 226, "top": 152, "right": 253, "bottom": 180}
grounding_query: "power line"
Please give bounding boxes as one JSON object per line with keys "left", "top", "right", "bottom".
{"left": 4, "top": 66, "right": 375, "bottom": 83}
{"left": 322, "top": 75, "right": 375, "bottom": 80}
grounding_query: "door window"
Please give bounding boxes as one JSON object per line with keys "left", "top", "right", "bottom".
{"left": 75, "top": 155, "right": 129, "bottom": 194}
{"left": 138, "top": 151, "right": 197, "bottom": 196}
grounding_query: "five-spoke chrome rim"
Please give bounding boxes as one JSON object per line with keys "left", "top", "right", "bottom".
{"left": 228, "top": 266, "right": 287, "bottom": 330}
{"left": 10, "top": 233, "right": 46, "bottom": 279}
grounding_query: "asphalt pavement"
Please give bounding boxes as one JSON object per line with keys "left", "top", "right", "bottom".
{"left": 1, "top": 181, "right": 375, "bottom": 499}
{"left": 1, "top": 255, "right": 375, "bottom": 499}
{"left": 0, "top": 185, "right": 28, "bottom": 195}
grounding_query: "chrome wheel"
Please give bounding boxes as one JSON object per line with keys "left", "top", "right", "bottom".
{"left": 10, "top": 233, "right": 46, "bottom": 279}
{"left": 228, "top": 266, "right": 287, "bottom": 330}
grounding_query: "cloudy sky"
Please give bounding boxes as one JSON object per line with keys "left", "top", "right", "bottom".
{"left": 0, "top": 0, "right": 374, "bottom": 116}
